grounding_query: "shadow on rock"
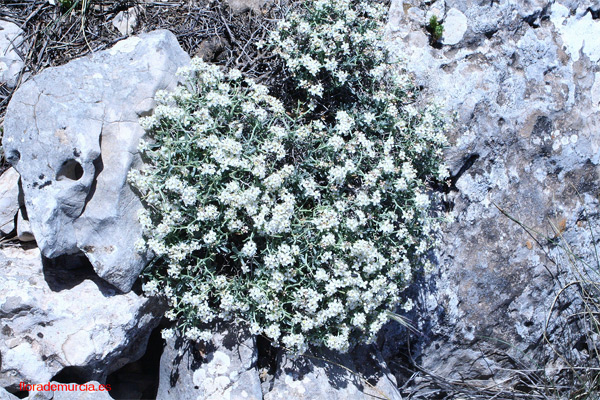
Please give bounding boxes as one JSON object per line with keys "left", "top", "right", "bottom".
{"left": 41, "top": 252, "right": 121, "bottom": 297}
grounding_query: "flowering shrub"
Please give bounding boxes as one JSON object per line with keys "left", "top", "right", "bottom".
{"left": 269, "top": 0, "right": 389, "bottom": 108}
{"left": 128, "top": 0, "right": 449, "bottom": 353}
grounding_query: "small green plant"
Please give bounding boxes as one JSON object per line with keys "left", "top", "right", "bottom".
{"left": 427, "top": 15, "right": 444, "bottom": 43}
{"left": 130, "top": 0, "right": 449, "bottom": 354}
{"left": 48, "top": 0, "right": 95, "bottom": 47}
{"left": 57, "top": 0, "right": 75, "bottom": 10}
{"left": 53, "top": 0, "right": 91, "bottom": 14}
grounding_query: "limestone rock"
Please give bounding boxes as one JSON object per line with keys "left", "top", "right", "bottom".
{"left": 226, "top": 0, "right": 265, "bottom": 14}
{"left": 264, "top": 346, "right": 402, "bottom": 400}
{"left": 441, "top": 8, "right": 467, "bottom": 46}
{"left": 112, "top": 7, "right": 139, "bottom": 36}
{"left": 0, "top": 387, "right": 18, "bottom": 400}
{"left": 3, "top": 30, "right": 190, "bottom": 292}
{"left": 550, "top": 2, "right": 600, "bottom": 62}
{"left": 385, "top": 0, "right": 600, "bottom": 388}
{"left": 194, "top": 37, "right": 228, "bottom": 62}
{"left": 16, "top": 209, "right": 35, "bottom": 242}
{"left": 0, "top": 168, "right": 20, "bottom": 236}
{"left": 0, "top": 245, "right": 164, "bottom": 391}
{"left": 0, "top": 21, "right": 24, "bottom": 89}
{"left": 426, "top": 0, "right": 446, "bottom": 22}
{"left": 157, "top": 326, "right": 262, "bottom": 400}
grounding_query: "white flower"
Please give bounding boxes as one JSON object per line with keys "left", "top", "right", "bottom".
{"left": 335, "top": 111, "right": 354, "bottom": 134}
{"left": 264, "top": 324, "right": 281, "bottom": 341}
{"left": 161, "top": 328, "right": 175, "bottom": 340}
{"left": 352, "top": 313, "right": 366, "bottom": 328}
{"left": 308, "top": 83, "right": 324, "bottom": 97}
{"left": 325, "top": 332, "right": 349, "bottom": 352}
{"left": 165, "top": 177, "right": 185, "bottom": 194}
{"left": 327, "top": 135, "right": 345, "bottom": 151}
{"left": 228, "top": 68, "right": 242, "bottom": 80}
{"left": 277, "top": 244, "right": 295, "bottom": 266}
{"left": 379, "top": 219, "right": 394, "bottom": 234}
{"left": 282, "top": 333, "right": 306, "bottom": 351}
{"left": 142, "top": 280, "right": 159, "bottom": 296}
{"left": 134, "top": 238, "right": 146, "bottom": 253}
{"left": 402, "top": 162, "right": 417, "bottom": 181}
{"left": 320, "top": 233, "right": 336, "bottom": 247}
{"left": 335, "top": 70, "right": 349, "bottom": 84}
{"left": 301, "top": 55, "right": 321, "bottom": 76}
{"left": 249, "top": 322, "right": 261, "bottom": 335}
{"left": 394, "top": 177, "right": 408, "bottom": 191}
{"left": 198, "top": 205, "right": 219, "bottom": 221}
{"left": 241, "top": 240, "right": 257, "bottom": 257}
{"left": 264, "top": 254, "right": 279, "bottom": 269}
{"left": 301, "top": 177, "right": 320, "bottom": 199}
{"left": 204, "top": 230, "right": 217, "bottom": 245}
{"left": 182, "top": 186, "right": 197, "bottom": 206}
{"left": 201, "top": 163, "right": 217, "bottom": 175}
{"left": 414, "top": 192, "right": 430, "bottom": 208}
{"left": 363, "top": 112, "right": 376, "bottom": 124}
{"left": 315, "top": 268, "right": 329, "bottom": 281}
{"left": 402, "top": 298, "right": 415, "bottom": 312}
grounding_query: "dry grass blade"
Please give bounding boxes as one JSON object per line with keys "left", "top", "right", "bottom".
{"left": 496, "top": 192, "right": 600, "bottom": 399}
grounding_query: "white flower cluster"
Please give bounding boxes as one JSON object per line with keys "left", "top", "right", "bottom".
{"left": 271, "top": 0, "right": 388, "bottom": 104}
{"left": 130, "top": 0, "right": 450, "bottom": 354}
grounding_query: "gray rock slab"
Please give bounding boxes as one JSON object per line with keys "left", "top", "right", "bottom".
{"left": 441, "top": 8, "right": 467, "bottom": 45}
{"left": 227, "top": 0, "right": 267, "bottom": 14}
{"left": 3, "top": 30, "right": 190, "bottom": 292}
{"left": 112, "top": 7, "right": 139, "bottom": 36}
{"left": 0, "top": 21, "right": 24, "bottom": 89}
{"left": 385, "top": 0, "right": 600, "bottom": 387}
{"left": 0, "top": 387, "right": 18, "bottom": 400}
{"left": 157, "top": 326, "right": 262, "bottom": 400}
{"left": 0, "top": 245, "right": 164, "bottom": 391}
{"left": 264, "top": 346, "right": 402, "bottom": 400}
{"left": 0, "top": 168, "right": 20, "bottom": 236}
{"left": 16, "top": 208, "right": 35, "bottom": 242}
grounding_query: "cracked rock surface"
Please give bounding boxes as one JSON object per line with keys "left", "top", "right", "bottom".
{"left": 3, "top": 30, "right": 190, "bottom": 293}
{"left": 0, "top": 245, "right": 164, "bottom": 392}
{"left": 157, "top": 326, "right": 262, "bottom": 400}
{"left": 384, "top": 0, "right": 600, "bottom": 385}
{"left": 264, "top": 345, "right": 402, "bottom": 400}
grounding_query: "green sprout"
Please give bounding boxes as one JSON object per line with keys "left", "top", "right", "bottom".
{"left": 427, "top": 15, "right": 444, "bottom": 43}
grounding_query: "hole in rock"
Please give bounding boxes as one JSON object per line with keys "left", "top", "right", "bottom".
{"left": 256, "top": 335, "right": 278, "bottom": 383}
{"left": 106, "top": 324, "right": 164, "bottom": 399}
{"left": 56, "top": 159, "right": 84, "bottom": 181}
{"left": 52, "top": 366, "right": 91, "bottom": 384}
{"left": 80, "top": 150, "right": 104, "bottom": 217}
{"left": 130, "top": 275, "right": 144, "bottom": 296}
{"left": 589, "top": 7, "right": 600, "bottom": 19}
{"left": 523, "top": 12, "right": 541, "bottom": 28}
{"left": 574, "top": 335, "right": 588, "bottom": 352}
{"left": 8, "top": 390, "right": 28, "bottom": 399}
{"left": 6, "top": 150, "right": 20, "bottom": 165}
{"left": 484, "top": 29, "right": 497, "bottom": 39}
{"left": 532, "top": 115, "right": 552, "bottom": 137}
{"left": 18, "top": 179, "right": 29, "bottom": 222}
{"left": 42, "top": 252, "right": 121, "bottom": 295}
